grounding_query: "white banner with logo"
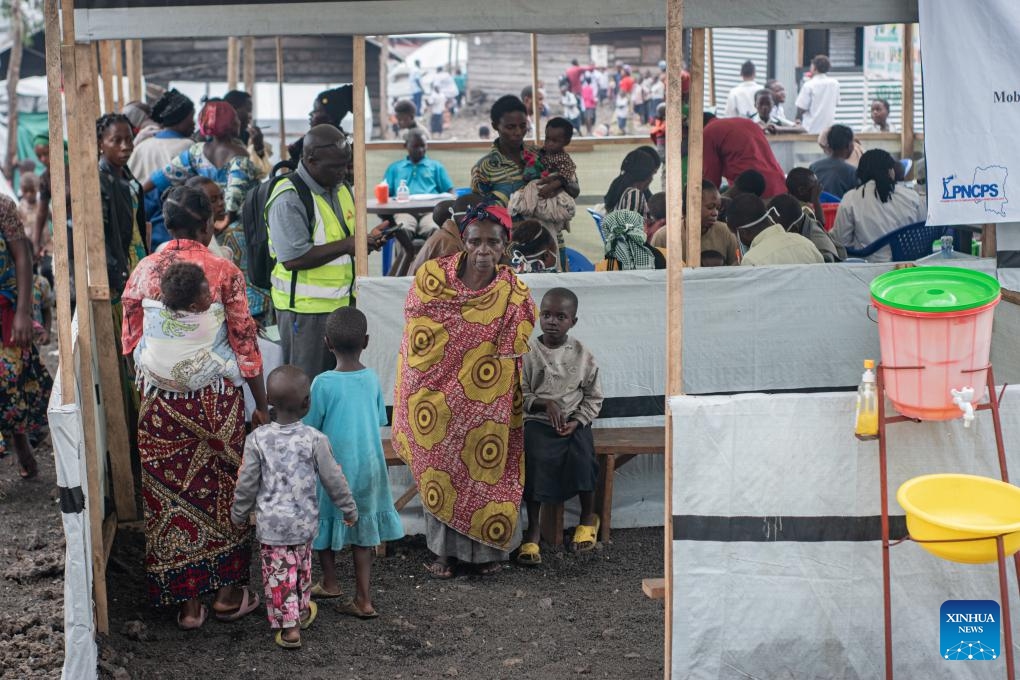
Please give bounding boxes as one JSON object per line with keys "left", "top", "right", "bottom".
{"left": 920, "top": 0, "right": 1018, "bottom": 226}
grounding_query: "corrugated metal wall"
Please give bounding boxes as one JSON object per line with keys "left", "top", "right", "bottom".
{"left": 703, "top": 28, "right": 770, "bottom": 117}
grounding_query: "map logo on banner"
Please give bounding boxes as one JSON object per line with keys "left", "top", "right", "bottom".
{"left": 941, "top": 600, "right": 1000, "bottom": 660}
{"left": 920, "top": 0, "right": 1020, "bottom": 225}
{"left": 940, "top": 167, "right": 1009, "bottom": 218}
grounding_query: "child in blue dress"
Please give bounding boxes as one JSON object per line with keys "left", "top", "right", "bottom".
{"left": 305, "top": 306, "right": 404, "bottom": 618}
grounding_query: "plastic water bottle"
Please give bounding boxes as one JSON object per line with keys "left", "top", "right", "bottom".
{"left": 941, "top": 234, "right": 954, "bottom": 258}
{"left": 855, "top": 359, "right": 878, "bottom": 441}
{"left": 396, "top": 179, "right": 410, "bottom": 203}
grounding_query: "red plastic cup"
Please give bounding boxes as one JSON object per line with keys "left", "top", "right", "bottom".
{"left": 374, "top": 183, "right": 389, "bottom": 204}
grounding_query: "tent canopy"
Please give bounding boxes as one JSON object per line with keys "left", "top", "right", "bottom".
{"left": 73, "top": 0, "right": 919, "bottom": 40}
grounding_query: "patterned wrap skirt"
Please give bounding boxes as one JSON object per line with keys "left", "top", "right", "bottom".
{"left": 139, "top": 382, "right": 252, "bottom": 606}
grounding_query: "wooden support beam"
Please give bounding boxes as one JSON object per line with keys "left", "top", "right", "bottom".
{"left": 378, "top": 35, "right": 388, "bottom": 141}
{"left": 642, "top": 577, "right": 666, "bottom": 600}
{"left": 683, "top": 28, "right": 705, "bottom": 266}
{"left": 112, "top": 40, "right": 124, "bottom": 109}
{"left": 530, "top": 34, "right": 541, "bottom": 145}
{"left": 102, "top": 511, "right": 118, "bottom": 561}
{"left": 242, "top": 35, "right": 255, "bottom": 99}
{"left": 43, "top": 0, "right": 74, "bottom": 402}
{"left": 61, "top": 0, "right": 110, "bottom": 631}
{"left": 275, "top": 37, "right": 287, "bottom": 161}
{"left": 353, "top": 35, "right": 368, "bottom": 278}
{"left": 706, "top": 28, "right": 716, "bottom": 109}
{"left": 982, "top": 224, "right": 996, "bottom": 259}
{"left": 664, "top": 0, "right": 685, "bottom": 676}
{"left": 900, "top": 23, "right": 915, "bottom": 161}
{"left": 124, "top": 40, "right": 142, "bottom": 102}
{"left": 97, "top": 39, "right": 114, "bottom": 113}
{"left": 226, "top": 37, "right": 239, "bottom": 92}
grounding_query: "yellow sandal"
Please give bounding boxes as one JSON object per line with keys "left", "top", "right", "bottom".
{"left": 516, "top": 541, "right": 542, "bottom": 565}
{"left": 572, "top": 517, "right": 601, "bottom": 552}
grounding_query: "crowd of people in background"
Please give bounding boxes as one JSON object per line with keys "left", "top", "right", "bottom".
{"left": 0, "top": 39, "right": 934, "bottom": 653}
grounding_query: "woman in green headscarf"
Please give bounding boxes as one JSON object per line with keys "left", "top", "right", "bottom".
{"left": 595, "top": 209, "right": 666, "bottom": 271}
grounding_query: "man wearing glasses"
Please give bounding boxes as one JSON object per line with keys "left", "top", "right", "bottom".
{"left": 266, "top": 125, "right": 388, "bottom": 377}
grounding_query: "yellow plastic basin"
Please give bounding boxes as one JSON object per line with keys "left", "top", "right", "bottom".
{"left": 897, "top": 474, "right": 1020, "bottom": 564}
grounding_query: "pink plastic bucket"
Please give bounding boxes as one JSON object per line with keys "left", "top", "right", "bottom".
{"left": 872, "top": 298, "right": 999, "bottom": 420}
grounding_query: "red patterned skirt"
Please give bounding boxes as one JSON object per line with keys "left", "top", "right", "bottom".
{"left": 139, "top": 383, "right": 252, "bottom": 606}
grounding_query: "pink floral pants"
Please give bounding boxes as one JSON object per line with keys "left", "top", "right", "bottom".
{"left": 259, "top": 542, "right": 312, "bottom": 629}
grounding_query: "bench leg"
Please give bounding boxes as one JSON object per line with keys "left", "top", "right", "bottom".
{"left": 596, "top": 454, "right": 615, "bottom": 543}
{"left": 540, "top": 502, "right": 564, "bottom": 548}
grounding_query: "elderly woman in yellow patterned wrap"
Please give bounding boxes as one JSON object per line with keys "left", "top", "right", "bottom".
{"left": 392, "top": 204, "right": 536, "bottom": 579}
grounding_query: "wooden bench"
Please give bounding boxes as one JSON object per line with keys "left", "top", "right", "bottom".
{"left": 383, "top": 425, "right": 665, "bottom": 548}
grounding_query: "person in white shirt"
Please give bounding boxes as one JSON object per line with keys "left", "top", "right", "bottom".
{"left": 831, "top": 149, "right": 926, "bottom": 263}
{"left": 861, "top": 98, "right": 899, "bottom": 133}
{"left": 723, "top": 61, "right": 761, "bottom": 118}
{"left": 560, "top": 82, "right": 581, "bottom": 132}
{"left": 795, "top": 55, "right": 841, "bottom": 134}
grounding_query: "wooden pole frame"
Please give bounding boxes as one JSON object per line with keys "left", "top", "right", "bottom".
{"left": 43, "top": 0, "right": 73, "bottom": 402}
{"left": 353, "top": 35, "right": 369, "bottom": 278}
{"left": 125, "top": 39, "right": 142, "bottom": 102}
{"left": 530, "top": 34, "right": 541, "bottom": 145}
{"left": 242, "top": 35, "right": 256, "bottom": 99}
{"left": 664, "top": 0, "right": 684, "bottom": 677}
{"left": 97, "top": 39, "right": 114, "bottom": 112}
{"left": 112, "top": 39, "right": 124, "bottom": 109}
{"left": 706, "top": 27, "right": 716, "bottom": 110}
{"left": 684, "top": 29, "right": 705, "bottom": 266}
{"left": 275, "top": 37, "right": 287, "bottom": 161}
{"left": 227, "top": 37, "right": 239, "bottom": 92}
{"left": 900, "top": 23, "right": 915, "bottom": 163}
{"left": 378, "top": 35, "right": 389, "bottom": 142}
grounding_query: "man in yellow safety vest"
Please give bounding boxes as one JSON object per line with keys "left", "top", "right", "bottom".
{"left": 267, "top": 125, "right": 386, "bottom": 377}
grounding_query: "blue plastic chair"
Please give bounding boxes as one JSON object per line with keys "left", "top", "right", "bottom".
{"left": 819, "top": 191, "right": 842, "bottom": 203}
{"left": 900, "top": 159, "right": 913, "bottom": 178}
{"left": 381, "top": 238, "right": 394, "bottom": 275}
{"left": 586, "top": 208, "right": 607, "bottom": 243}
{"left": 563, "top": 247, "right": 595, "bottom": 272}
{"left": 845, "top": 222, "right": 947, "bottom": 262}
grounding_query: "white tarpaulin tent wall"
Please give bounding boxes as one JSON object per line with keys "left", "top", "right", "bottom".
{"left": 359, "top": 263, "right": 1020, "bottom": 534}
{"left": 670, "top": 389, "right": 1020, "bottom": 679}
{"left": 47, "top": 315, "right": 101, "bottom": 680}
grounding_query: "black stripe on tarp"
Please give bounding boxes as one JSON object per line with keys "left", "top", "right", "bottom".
{"left": 76, "top": 0, "right": 337, "bottom": 7}
{"left": 59, "top": 486, "right": 85, "bottom": 514}
{"left": 998, "top": 251, "right": 1020, "bottom": 268}
{"left": 673, "top": 515, "right": 909, "bottom": 542}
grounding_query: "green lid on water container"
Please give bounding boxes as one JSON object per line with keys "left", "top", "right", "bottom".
{"left": 870, "top": 266, "right": 1000, "bottom": 312}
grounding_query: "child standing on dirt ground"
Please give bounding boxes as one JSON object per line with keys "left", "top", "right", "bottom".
{"left": 231, "top": 364, "right": 358, "bottom": 650}
{"left": 306, "top": 307, "right": 405, "bottom": 618}
{"left": 517, "top": 288, "right": 604, "bottom": 566}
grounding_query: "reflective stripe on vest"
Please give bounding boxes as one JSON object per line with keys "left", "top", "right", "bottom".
{"left": 266, "top": 179, "right": 356, "bottom": 314}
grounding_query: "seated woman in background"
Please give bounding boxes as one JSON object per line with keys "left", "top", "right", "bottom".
{"left": 603, "top": 147, "right": 661, "bottom": 215}
{"left": 595, "top": 209, "right": 666, "bottom": 271}
{"left": 831, "top": 149, "right": 926, "bottom": 263}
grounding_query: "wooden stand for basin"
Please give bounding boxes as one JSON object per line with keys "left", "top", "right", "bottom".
{"left": 877, "top": 365, "right": 1015, "bottom": 680}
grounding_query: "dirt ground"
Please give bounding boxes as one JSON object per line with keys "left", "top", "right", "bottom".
{"left": 0, "top": 346, "right": 666, "bottom": 680}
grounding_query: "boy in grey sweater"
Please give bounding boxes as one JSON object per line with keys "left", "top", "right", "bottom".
{"left": 232, "top": 364, "right": 357, "bottom": 649}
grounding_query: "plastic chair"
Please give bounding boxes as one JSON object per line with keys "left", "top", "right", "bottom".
{"left": 586, "top": 208, "right": 606, "bottom": 243}
{"left": 821, "top": 203, "right": 839, "bottom": 232}
{"left": 845, "top": 222, "right": 947, "bottom": 262}
{"left": 819, "top": 191, "right": 842, "bottom": 203}
{"left": 900, "top": 158, "right": 913, "bottom": 179}
{"left": 563, "top": 247, "right": 595, "bottom": 272}
{"left": 381, "top": 238, "right": 394, "bottom": 275}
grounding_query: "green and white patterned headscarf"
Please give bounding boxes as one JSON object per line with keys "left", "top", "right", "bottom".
{"left": 602, "top": 210, "right": 656, "bottom": 270}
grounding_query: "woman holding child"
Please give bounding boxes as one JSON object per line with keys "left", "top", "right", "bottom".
{"left": 121, "top": 185, "right": 269, "bottom": 629}
{"left": 393, "top": 204, "right": 536, "bottom": 579}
